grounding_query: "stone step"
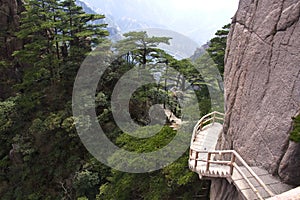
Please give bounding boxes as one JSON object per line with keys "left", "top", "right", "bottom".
{"left": 230, "top": 167, "right": 293, "bottom": 200}
{"left": 192, "top": 122, "right": 223, "bottom": 151}
{"left": 189, "top": 113, "right": 293, "bottom": 200}
{"left": 266, "top": 186, "right": 300, "bottom": 200}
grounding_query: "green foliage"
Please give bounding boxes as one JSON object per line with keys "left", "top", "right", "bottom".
{"left": 116, "top": 125, "right": 176, "bottom": 152}
{"left": 194, "top": 50, "right": 225, "bottom": 113}
{"left": 0, "top": 1, "right": 226, "bottom": 198}
{"left": 115, "top": 31, "right": 171, "bottom": 67}
{"left": 98, "top": 172, "right": 165, "bottom": 200}
{"left": 77, "top": 197, "right": 89, "bottom": 200}
{"left": 0, "top": 97, "right": 17, "bottom": 132}
{"left": 74, "top": 170, "right": 100, "bottom": 198}
{"left": 98, "top": 157, "right": 207, "bottom": 200}
{"left": 14, "top": 0, "right": 108, "bottom": 89}
{"left": 206, "top": 23, "right": 230, "bottom": 76}
{"left": 98, "top": 126, "right": 208, "bottom": 200}
{"left": 92, "top": 31, "right": 214, "bottom": 199}
{"left": 195, "top": 24, "right": 231, "bottom": 113}
{"left": 0, "top": 0, "right": 109, "bottom": 199}
{"left": 0, "top": 60, "right": 17, "bottom": 99}
{"left": 290, "top": 114, "right": 300, "bottom": 142}
{"left": 169, "top": 58, "right": 212, "bottom": 115}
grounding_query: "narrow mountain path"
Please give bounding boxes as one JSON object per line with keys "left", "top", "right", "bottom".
{"left": 189, "top": 111, "right": 293, "bottom": 200}
{"left": 163, "top": 106, "right": 182, "bottom": 130}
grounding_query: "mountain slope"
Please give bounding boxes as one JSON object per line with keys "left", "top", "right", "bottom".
{"left": 76, "top": 0, "right": 122, "bottom": 40}
{"left": 78, "top": 0, "right": 239, "bottom": 44}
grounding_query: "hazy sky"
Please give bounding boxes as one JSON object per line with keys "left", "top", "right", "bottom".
{"left": 83, "top": 0, "right": 239, "bottom": 44}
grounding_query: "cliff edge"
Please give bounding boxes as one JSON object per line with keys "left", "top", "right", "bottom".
{"left": 213, "top": 0, "right": 300, "bottom": 198}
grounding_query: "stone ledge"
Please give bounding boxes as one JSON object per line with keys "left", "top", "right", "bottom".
{"left": 266, "top": 186, "right": 300, "bottom": 200}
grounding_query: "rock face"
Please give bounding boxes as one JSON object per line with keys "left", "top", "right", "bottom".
{"left": 212, "top": 0, "right": 300, "bottom": 198}
{"left": 0, "top": 0, "right": 23, "bottom": 59}
{"left": 0, "top": 0, "right": 24, "bottom": 99}
{"left": 210, "top": 179, "right": 244, "bottom": 200}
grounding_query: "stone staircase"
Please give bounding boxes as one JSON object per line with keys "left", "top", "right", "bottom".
{"left": 189, "top": 111, "right": 294, "bottom": 200}
{"left": 163, "top": 106, "right": 182, "bottom": 130}
{"left": 230, "top": 167, "right": 293, "bottom": 200}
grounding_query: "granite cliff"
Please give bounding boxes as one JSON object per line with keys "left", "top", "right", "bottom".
{"left": 212, "top": 0, "right": 300, "bottom": 198}
{"left": 0, "top": 0, "right": 24, "bottom": 99}
{"left": 0, "top": 0, "right": 23, "bottom": 60}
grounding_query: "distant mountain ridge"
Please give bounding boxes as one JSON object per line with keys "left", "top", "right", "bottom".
{"left": 76, "top": 0, "right": 166, "bottom": 41}
{"left": 76, "top": 0, "right": 122, "bottom": 40}
{"left": 77, "top": 0, "right": 239, "bottom": 45}
{"left": 76, "top": 0, "right": 214, "bottom": 60}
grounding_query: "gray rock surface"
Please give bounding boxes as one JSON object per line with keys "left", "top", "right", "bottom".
{"left": 278, "top": 142, "right": 300, "bottom": 185}
{"left": 210, "top": 179, "right": 244, "bottom": 200}
{"left": 0, "top": 0, "right": 24, "bottom": 99}
{"left": 267, "top": 186, "right": 300, "bottom": 200}
{"left": 212, "top": 0, "right": 300, "bottom": 198}
{"left": 0, "top": 0, "right": 24, "bottom": 59}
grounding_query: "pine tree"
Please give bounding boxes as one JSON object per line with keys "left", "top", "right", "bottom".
{"left": 14, "top": 0, "right": 108, "bottom": 88}
{"left": 206, "top": 23, "right": 230, "bottom": 76}
{"left": 290, "top": 114, "right": 300, "bottom": 142}
{"left": 0, "top": 0, "right": 109, "bottom": 199}
{"left": 115, "top": 31, "right": 171, "bottom": 68}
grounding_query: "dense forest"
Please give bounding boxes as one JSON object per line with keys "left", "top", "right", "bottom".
{"left": 0, "top": 0, "right": 231, "bottom": 199}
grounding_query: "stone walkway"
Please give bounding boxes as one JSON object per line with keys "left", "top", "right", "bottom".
{"left": 189, "top": 113, "right": 294, "bottom": 200}
{"left": 230, "top": 167, "right": 293, "bottom": 200}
